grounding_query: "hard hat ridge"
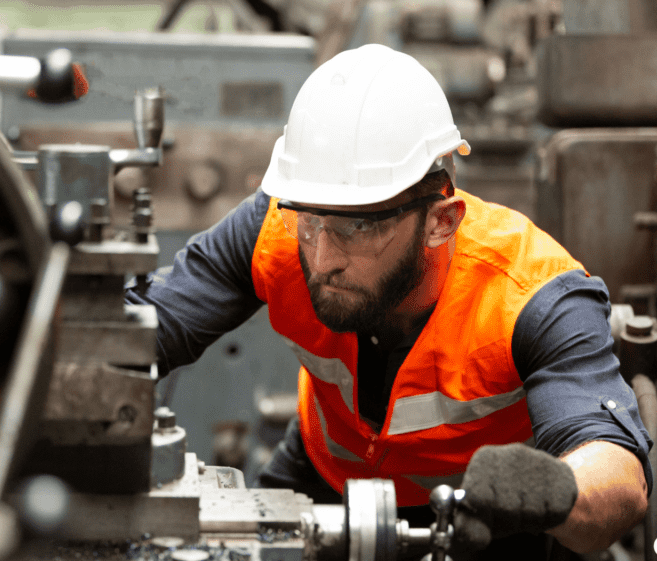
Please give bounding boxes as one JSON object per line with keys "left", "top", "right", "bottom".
{"left": 261, "top": 44, "right": 470, "bottom": 205}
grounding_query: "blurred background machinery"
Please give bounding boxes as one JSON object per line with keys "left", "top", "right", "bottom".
{"left": 0, "top": 1, "right": 657, "bottom": 559}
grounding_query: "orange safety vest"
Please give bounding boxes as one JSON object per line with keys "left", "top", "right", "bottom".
{"left": 252, "top": 189, "right": 587, "bottom": 506}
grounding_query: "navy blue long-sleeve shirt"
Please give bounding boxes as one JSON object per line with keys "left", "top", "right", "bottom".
{"left": 125, "top": 189, "right": 653, "bottom": 493}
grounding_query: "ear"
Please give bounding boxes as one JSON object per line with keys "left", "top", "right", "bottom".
{"left": 425, "top": 196, "right": 466, "bottom": 248}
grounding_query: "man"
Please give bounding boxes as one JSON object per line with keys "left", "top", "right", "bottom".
{"left": 126, "top": 44, "right": 651, "bottom": 559}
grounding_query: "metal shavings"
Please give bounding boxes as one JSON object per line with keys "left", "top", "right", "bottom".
{"left": 25, "top": 539, "right": 246, "bottom": 561}
{"left": 257, "top": 528, "right": 301, "bottom": 544}
{"left": 171, "top": 550, "right": 210, "bottom": 561}
{"left": 125, "top": 542, "right": 223, "bottom": 561}
{"left": 227, "top": 548, "right": 251, "bottom": 561}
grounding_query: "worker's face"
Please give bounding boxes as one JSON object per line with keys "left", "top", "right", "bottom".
{"left": 298, "top": 205, "right": 426, "bottom": 333}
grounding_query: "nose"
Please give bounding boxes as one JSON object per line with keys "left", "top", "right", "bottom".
{"left": 312, "top": 228, "right": 348, "bottom": 274}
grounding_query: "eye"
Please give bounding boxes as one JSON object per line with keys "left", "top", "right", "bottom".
{"left": 351, "top": 219, "right": 377, "bottom": 233}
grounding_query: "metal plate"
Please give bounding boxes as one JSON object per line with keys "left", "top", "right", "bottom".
{"left": 537, "top": 35, "right": 657, "bottom": 127}
{"left": 0, "top": 30, "right": 314, "bottom": 129}
{"left": 222, "top": 83, "right": 284, "bottom": 119}
{"left": 199, "top": 488, "right": 313, "bottom": 533}
{"left": 535, "top": 128, "right": 657, "bottom": 302}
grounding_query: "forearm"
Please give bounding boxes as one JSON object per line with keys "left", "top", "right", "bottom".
{"left": 546, "top": 440, "right": 648, "bottom": 553}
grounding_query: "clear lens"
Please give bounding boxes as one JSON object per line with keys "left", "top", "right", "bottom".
{"left": 279, "top": 208, "right": 398, "bottom": 254}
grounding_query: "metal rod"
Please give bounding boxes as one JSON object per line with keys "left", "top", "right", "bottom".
{"left": 0, "top": 243, "right": 70, "bottom": 498}
{"left": 631, "top": 374, "right": 657, "bottom": 561}
{"left": 0, "top": 55, "right": 40, "bottom": 91}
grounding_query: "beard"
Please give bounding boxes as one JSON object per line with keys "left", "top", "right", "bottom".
{"left": 298, "top": 221, "right": 425, "bottom": 334}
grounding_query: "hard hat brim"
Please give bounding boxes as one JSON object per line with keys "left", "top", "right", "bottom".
{"left": 261, "top": 135, "right": 471, "bottom": 206}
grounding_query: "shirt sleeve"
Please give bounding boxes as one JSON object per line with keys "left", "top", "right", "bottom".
{"left": 125, "top": 189, "right": 271, "bottom": 377}
{"left": 512, "top": 269, "right": 653, "bottom": 495}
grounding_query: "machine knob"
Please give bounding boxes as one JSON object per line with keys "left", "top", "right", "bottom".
{"left": 430, "top": 485, "right": 456, "bottom": 519}
{"left": 49, "top": 201, "right": 85, "bottom": 245}
{"left": 36, "top": 48, "right": 74, "bottom": 103}
{"left": 154, "top": 406, "right": 176, "bottom": 429}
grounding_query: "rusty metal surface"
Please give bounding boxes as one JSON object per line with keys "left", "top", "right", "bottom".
{"left": 57, "top": 304, "right": 158, "bottom": 365}
{"left": 18, "top": 124, "right": 281, "bottom": 232}
{"left": 536, "top": 128, "right": 657, "bottom": 302}
{"left": 68, "top": 235, "right": 159, "bottom": 275}
{"left": 537, "top": 35, "right": 657, "bottom": 127}
{"left": 43, "top": 362, "right": 154, "bottom": 441}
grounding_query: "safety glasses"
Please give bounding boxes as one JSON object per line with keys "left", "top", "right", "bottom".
{"left": 277, "top": 193, "right": 446, "bottom": 254}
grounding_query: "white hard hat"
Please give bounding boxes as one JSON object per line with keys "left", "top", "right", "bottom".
{"left": 261, "top": 43, "right": 470, "bottom": 206}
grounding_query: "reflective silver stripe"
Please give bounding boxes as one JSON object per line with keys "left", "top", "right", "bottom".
{"left": 388, "top": 386, "right": 526, "bottom": 436}
{"left": 405, "top": 472, "right": 464, "bottom": 491}
{"left": 283, "top": 337, "right": 355, "bottom": 413}
{"left": 315, "top": 396, "right": 363, "bottom": 463}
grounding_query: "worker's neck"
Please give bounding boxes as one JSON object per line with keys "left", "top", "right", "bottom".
{"left": 374, "top": 239, "right": 454, "bottom": 349}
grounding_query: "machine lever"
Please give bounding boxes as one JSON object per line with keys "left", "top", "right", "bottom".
{"left": 428, "top": 485, "right": 466, "bottom": 561}
{"left": 0, "top": 49, "right": 87, "bottom": 103}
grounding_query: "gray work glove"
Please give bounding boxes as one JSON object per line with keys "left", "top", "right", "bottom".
{"left": 449, "top": 443, "right": 579, "bottom": 559}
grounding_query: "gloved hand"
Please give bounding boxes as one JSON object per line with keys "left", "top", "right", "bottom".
{"left": 449, "top": 443, "right": 579, "bottom": 558}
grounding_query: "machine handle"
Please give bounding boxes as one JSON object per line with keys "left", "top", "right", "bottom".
{"left": 0, "top": 49, "right": 88, "bottom": 102}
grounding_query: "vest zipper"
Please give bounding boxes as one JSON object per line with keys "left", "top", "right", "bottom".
{"left": 365, "top": 432, "right": 378, "bottom": 460}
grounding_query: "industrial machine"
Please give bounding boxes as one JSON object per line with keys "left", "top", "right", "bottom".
{"left": 0, "top": 48, "right": 464, "bottom": 561}
{"left": 0, "top": 47, "right": 496, "bottom": 561}
{"left": 1, "top": 3, "right": 657, "bottom": 560}
{"left": 0, "top": 28, "right": 315, "bottom": 465}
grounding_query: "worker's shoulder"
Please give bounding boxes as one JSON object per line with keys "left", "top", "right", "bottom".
{"left": 454, "top": 189, "right": 585, "bottom": 293}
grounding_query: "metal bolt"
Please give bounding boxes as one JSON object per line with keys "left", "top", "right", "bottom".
{"left": 118, "top": 405, "right": 138, "bottom": 423}
{"left": 430, "top": 485, "right": 456, "bottom": 518}
{"left": 132, "top": 187, "right": 153, "bottom": 243}
{"left": 154, "top": 406, "right": 176, "bottom": 429}
{"left": 89, "top": 198, "right": 110, "bottom": 242}
{"left": 626, "top": 316, "right": 654, "bottom": 337}
{"left": 133, "top": 187, "right": 152, "bottom": 209}
{"left": 133, "top": 207, "right": 153, "bottom": 228}
{"left": 133, "top": 208, "right": 152, "bottom": 243}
